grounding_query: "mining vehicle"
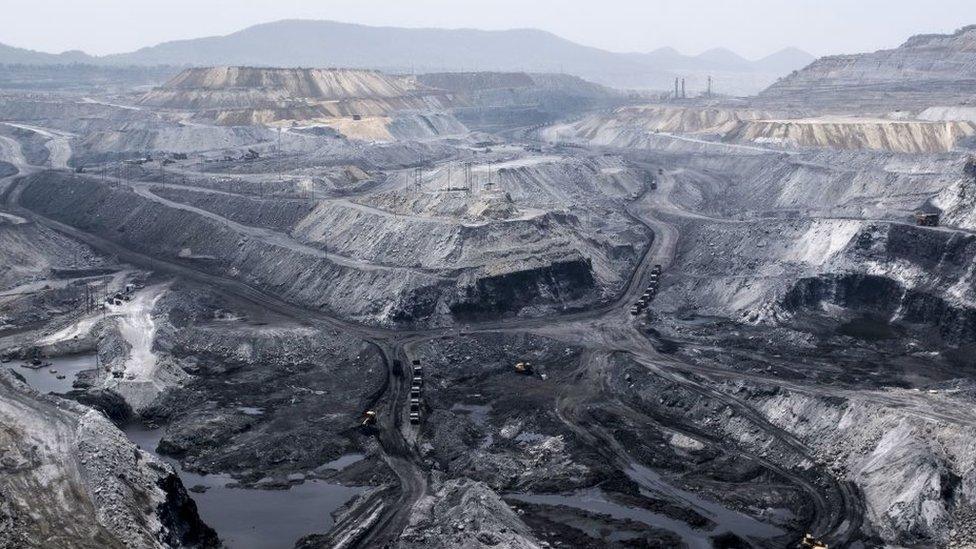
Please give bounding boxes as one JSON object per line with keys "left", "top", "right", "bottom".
{"left": 515, "top": 361, "right": 533, "bottom": 374}
{"left": 409, "top": 411, "right": 421, "bottom": 424}
{"left": 630, "top": 305, "right": 641, "bottom": 316}
{"left": 799, "top": 534, "right": 827, "bottom": 548}
{"left": 913, "top": 212, "right": 939, "bottom": 227}
{"left": 361, "top": 410, "right": 377, "bottom": 427}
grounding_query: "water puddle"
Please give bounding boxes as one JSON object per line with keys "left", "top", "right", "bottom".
{"left": 125, "top": 423, "right": 364, "bottom": 549}
{"left": 450, "top": 403, "right": 491, "bottom": 426}
{"left": 508, "top": 488, "right": 715, "bottom": 549}
{"left": 7, "top": 354, "right": 95, "bottom": 394}
{"left": 317, "top": 453, "right": 365, "bottom": 471}
{"left": 508, "top": 464, "right": 784, "bottom": 549}
{"left": 625, "top": 463, "right": 783, "bottom": 540}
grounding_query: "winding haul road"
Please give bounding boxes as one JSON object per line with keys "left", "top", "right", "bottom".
{"left": 0, "top": 124, "right": 879, "bottom": 547}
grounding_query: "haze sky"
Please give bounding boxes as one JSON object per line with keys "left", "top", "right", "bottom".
{"left": 4, "top": 0, "right": 976, "bottom": 59}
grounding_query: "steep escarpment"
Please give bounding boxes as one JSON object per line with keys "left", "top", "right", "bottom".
{"left": 545, "top": 103, "right": 976, "bottom": 153}
{"left": 16, "top": 172, "right": 618, "bottom": 325}
{"left": 736, "top": 382, "right": 976, "bottom": 547}
{"left": 140, "top": 66, "right": 428, "bottom": 109}
{"left": 761, "top": 25, "right": 976, "bottom": 111}
{"left": 777, "top": 222, "right": 976, "bottom": 344}
{"left": 136, "top": 67, "right": 462, "bottom": 140}
{"left": 663, "top": 211, "right": 976, "bottom": 345}
{"left": 548, "top": 104, "right": 770, "bottom": 141}
{"left": 683, "top": 149, "right": 962, "bottom": 218}
{"left": 728, "top": 117, "right": 976, "bottom": 154}
{"left": 0, "top": 371, "right": 217, "bottom": 548}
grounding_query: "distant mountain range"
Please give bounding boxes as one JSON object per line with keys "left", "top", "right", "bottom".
{"left": 0, "top": 19, "right": 815, "bottom": 95}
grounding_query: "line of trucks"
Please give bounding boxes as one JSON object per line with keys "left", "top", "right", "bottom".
{"left": 631, "top": 264, "right": 662, "bottom": 316}
{"left": 361, "top": 358, "right": 424, "bottom": 428}
{"left": 410, "top": 359, "right": 423, "bottom": 424}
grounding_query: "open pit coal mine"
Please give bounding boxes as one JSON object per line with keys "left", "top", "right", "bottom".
{"left": 6, "top": 25, "right": 976, "bottom": 548}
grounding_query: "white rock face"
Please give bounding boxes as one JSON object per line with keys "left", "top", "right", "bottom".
{"left": 732, "top": 117, "right": 976, "bottom": 153}
{"left": 0, "top": 371, "right": 208, "bottom": 548}
{"left": 546, "top": 104, "right": 976, "bottom": 153}
{"left": 746, "top": 386, "right": 976, "bottom": 546}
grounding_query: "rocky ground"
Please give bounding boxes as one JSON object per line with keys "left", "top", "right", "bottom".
{"left": 2, "top": 42, "right": 976, "bottom": 549}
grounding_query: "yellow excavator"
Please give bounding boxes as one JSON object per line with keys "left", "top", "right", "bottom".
{"left": 800, "top": 534, "right": 827, "bottom": 549}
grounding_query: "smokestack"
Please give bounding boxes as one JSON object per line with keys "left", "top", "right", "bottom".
{"left": 681, "top": 78, "right": 686, "bottom": 99}
{"left": 674, "top": 77, "right": 679, "bottom": 100}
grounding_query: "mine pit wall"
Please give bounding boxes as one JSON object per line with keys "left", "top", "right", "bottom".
{"left": 665, "top": 213, "right": 976, "bottom": 345}
{"left": 551, "top": 103, "right": 976, "bottom": 155}
{"left": 779, "top": 222, "right": 976, "bottom": 344}
{"left": 450, "top": 255, "right": 596, "bottom": 318}
{"left": 387, "top": 113, "right": 468, "bottom": 140}
{"left": 680, "top": 150, "right": 962, "bottom": 218}
{"left": 17, "top": 172, "right": 601, "bottom": 325}
{"left": 0, "top": 372, "right": 217, "bottom": 548}
{"left": 150, "top": 186, "right": 316, "bottom": 231}
{"left": 150, "top": 181, "right": 625, "bottom": 294}
{"left": 731, "top": 380, "right": 976, "bottom": 546}
{"left": 726, "top": 119, "right": 976, "bottom": 154}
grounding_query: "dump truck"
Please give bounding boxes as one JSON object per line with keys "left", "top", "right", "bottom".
{"left": 409, "top": 411, "right": 421, "bottom": 424}
{"left": 361, "top": 410, "right": 377, "bottom": 426}
{"left": 515, "top": 362, "right": 533, "bottom": 374}
{"left": 799, "top": 534, "right": 827, "bottom": 549}
{"left": 630, "top": 305, "right": 641, "bottom": 316}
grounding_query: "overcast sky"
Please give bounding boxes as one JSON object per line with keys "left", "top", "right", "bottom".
{"left": 5, "top": 0, "right": 976, "bottom": 59}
